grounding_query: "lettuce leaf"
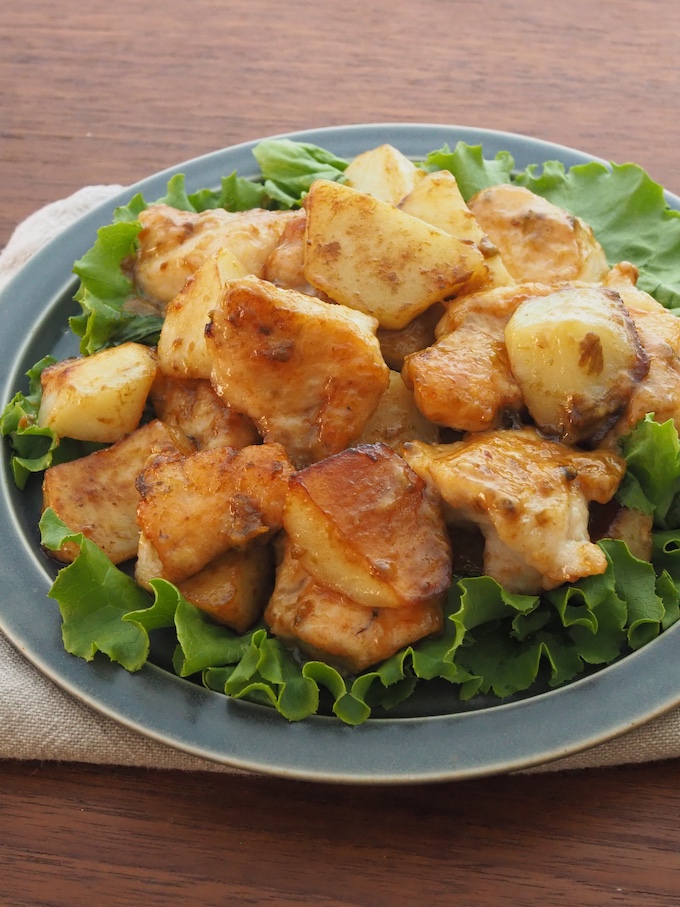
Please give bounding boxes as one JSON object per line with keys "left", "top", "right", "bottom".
{"left": 70, "top": 220, "right": 163, "bottom": 355}
{"left": 616, "top": 414, "right": 680, "bottom": 527}
{"left": 40, "top": 509, "right": 152, "bottom": 670}
{"left": 252, "top": 139, "right": 349, "bottom": 207}
{"left": 421, "top": 142, "right": 515, "bottom": 200}
{"left": 0, "top": 357, "right": 58, "bottom": 488}
{"left": 189, "top": 172, "right": 271, "bottom": 213}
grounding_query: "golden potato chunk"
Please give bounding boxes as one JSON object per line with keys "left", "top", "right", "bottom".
{"left": 283, "top": 443, "right": 451, "bottom": 609}
{"left": 134, "top": 204, "right": 298, "bottom": 304}
{"left": 136, "top": 533, "right": 273, "bottom": 634}
{"left": 468, "top": 184, "right": 609, "bottom": 284}
{"left": 405, "top": 430, "right": 625, "bottom": 594}
{"left": 157, "top": 247, "right": 249, "bottom": 379}
{"left": 149, "top": 373, "right": 259, "bottom": 450}
{"left": 265, "top": 540, "right": 444, "bottom": 674}
{"left": 206, "top": 276, "right": 390, "bottom": 467}
{"left": 136, "top": 443, "right": 294, "bottom": 583}
{"left": 343, "top": 143, "right": 425, "bottom": 204}
{"left": 399, "top": 170, "right": 513, "bottom": 288}
{"left": 403, "top": 283, "right": 556, "bottom": 432}
{"left": 303, "top": 179, "right": 488, "bottom": 329}
{"left": 38, "top": 342, "right": 157, "bottom": 444}
{"left": 42, "top": 420, "right": 192, "bottom": 564}
{"left": 505, "top": 285, "right": 649, "bottom": 443}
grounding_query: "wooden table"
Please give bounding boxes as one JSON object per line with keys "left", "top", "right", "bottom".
{"left": 2, "top": 1, "right": 680, "bottom": 903}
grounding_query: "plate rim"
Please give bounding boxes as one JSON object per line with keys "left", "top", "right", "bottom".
{"left": 2, "top": 122, "right": 680, "bottom": 785}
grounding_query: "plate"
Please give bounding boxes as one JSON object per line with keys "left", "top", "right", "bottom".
{"left": 2, "top": 123, "right": 680, "bottom": 784}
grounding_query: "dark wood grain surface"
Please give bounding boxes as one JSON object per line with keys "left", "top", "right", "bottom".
{"left": 2, "top": 0, "right": 680, "bottom": 904}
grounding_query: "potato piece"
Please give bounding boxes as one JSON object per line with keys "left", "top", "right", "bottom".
{"left": 37, "top": 342, "right": 157, "bottom": 443}
{"left": 343, "top": 144, "right": 425, "bottom": 205}
{"left": 468, "top": 184, "right": 609, "bottom": 283}
{"left": 303, "top": 179, "right": 488, "bottom": 329}
{"left": 505, "top": 286, "right": 649, "bottom": 443}
{"left": 206, "top": 276, "right": 389, "bottom": 467}
{"left": 136, "top": 534, "right": 273, "bottom": 634}
{"left": 399, "top": 170, "right": 513, "bottom": 288}
{"left": 157, "top": 247, "right": 249, "bottom": 379}
{"left": 283, "top": 443, "right": 451, "bottom": 609}
{"left": 42, "top": 420, "right": 192, "bottom": 564}
{"left": 356, "top": 371, "right": 439, "bottom": 452}
{"left": 136, "top": 442, "right": 294, "bottom": 583}
{"left": 149, "top": 373, "right": 259, "bottom": 450}
{"left": 265, "top": 540, "right": 444, "bottom": 674}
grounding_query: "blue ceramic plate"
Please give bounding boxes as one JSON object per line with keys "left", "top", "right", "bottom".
{"left": 2, "top": 124, "right": 680, "bottom": 784}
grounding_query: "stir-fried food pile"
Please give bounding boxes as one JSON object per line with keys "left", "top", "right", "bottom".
{"left": 32, "top": 142, "right": 680, "bottom": 679}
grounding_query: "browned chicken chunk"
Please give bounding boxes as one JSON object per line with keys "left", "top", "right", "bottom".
{"left": 402, "top": 283, "right": 557, "bottom": 432}
{"left": 149, "top": 374, "right": 259, "bottom": 451}
{"left": 136, "top": 533, "right": 273, "bottom": 634}
{"left": 468, "top": 184, "right": 609, "bottom": 284}
{"left": 134, "top": 204, "right": 298, "bottom": 304}
{"left": 42, "top": 420, "right": 193, "bottom": 564}
{"left": 404, "top": 429, "right": 625, "bottom": 594}
{"left": 135, "top": 442, "right": 294, "bottom": 583}
{"left": 206, "top": 276, "right": 390, "bottom": 467}
{"left": 601, "top": 266, "right": 680, "bottom": 443}
{"left": 265, "top": 539, "right": 444, "bottom": 674}
{"left": 262, "top": 209, "right": 320, "bottom": 296}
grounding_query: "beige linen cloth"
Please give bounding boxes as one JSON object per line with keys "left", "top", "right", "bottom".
{"left": 1, "top": 186, "right": 680, "bottom": 777}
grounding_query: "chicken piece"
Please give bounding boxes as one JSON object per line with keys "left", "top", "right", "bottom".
{"left": 468, "top": 184, "right": 609, "bottom": 284}
{"left": 589, "top": 501, "right": 654, "bottom": 563}
{"left": 356, "top": 371, "right": 439, "bottom": 453}
{"left": 149, "top": 374, "right": 259, "bottom": 451}
{"left": 136, "top": 442, "right": 294, "bottom": 583}
{"left": 376, "top": 304, "right": 443, "bottom": 371}
{"left": 262, "top": 208, "right": 327, "bottom": 299}
{"left": 136, "top": 533, "right": 273, "bottom": 634}
{"left": 42, "top": 420, "right": 193, "bottom": 564}
{"left": 134, "top": 204, "right": 298, "bottom": 304}
{"left": 262, "top": 209, "right": 309, "bottom": 291}
{"left": 206, "top": 276, "right": 390, "bottom": 467}
{"left": 265, "top": 539, "right": 444, "bottom": 674}
{"left": 404, "top": 429, "right": 626, "bottom": 594}
{"left": 284, "top": 443, "right": 452, "bottom": 609}
{"left": 402, "top": 283, "right": 557, "bottom": 432}
{"left": 600, "top": 266, "right": 680, "bottom": 442}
